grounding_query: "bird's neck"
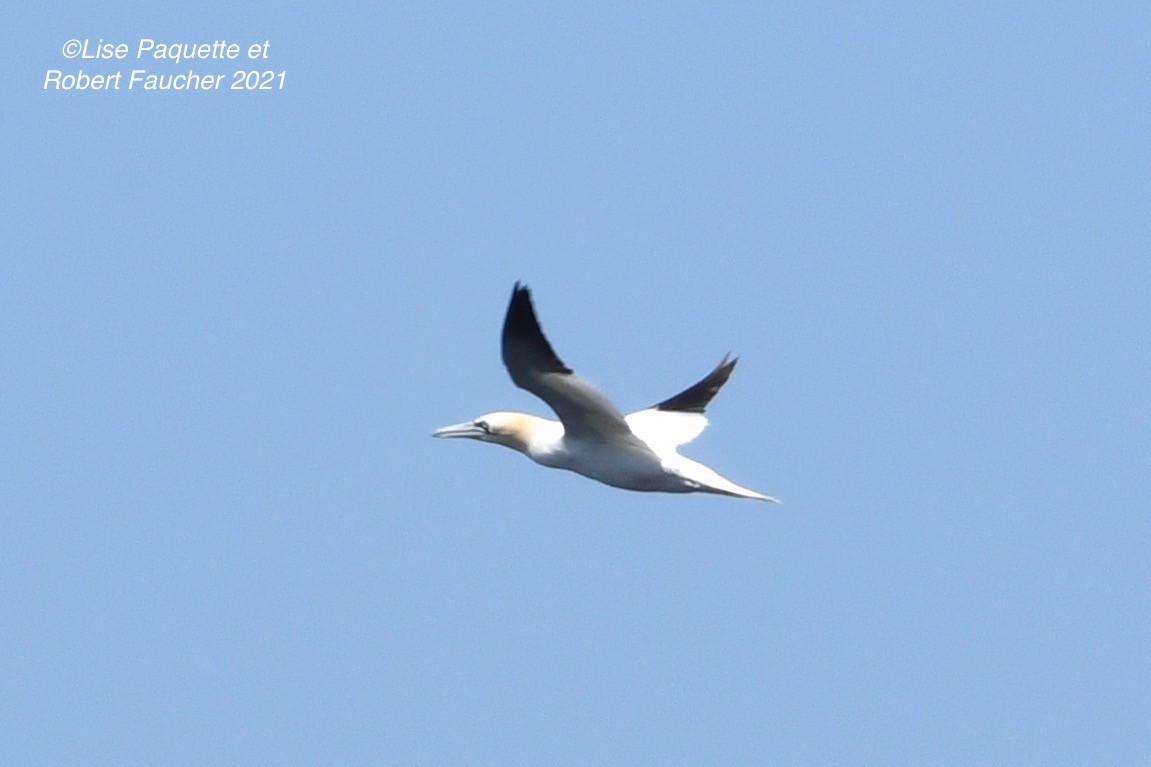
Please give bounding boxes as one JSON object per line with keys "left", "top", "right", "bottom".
{"left": 503, "top": 414, "right": 563, "bottom": 459}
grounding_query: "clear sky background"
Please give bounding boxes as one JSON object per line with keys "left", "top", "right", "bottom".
{"left": 4, "top": 3, "right": 1148, "bottom": 765}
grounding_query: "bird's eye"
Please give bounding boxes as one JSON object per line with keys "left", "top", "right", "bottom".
{"left": 475, "top": 420, "right": 491, "bottom": 434}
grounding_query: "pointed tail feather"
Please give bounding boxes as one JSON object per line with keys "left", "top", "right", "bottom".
{"left": 674, "top": 456, "right": 780, "bottom": 502}
{"left": 697, "top": 482, "right": 781, "bottom": 503}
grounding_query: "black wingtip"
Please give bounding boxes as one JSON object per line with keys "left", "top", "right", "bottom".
{"left": 502, "top": 282, "right": 572, "bottom": 375}
{"left": 509, "top": 281, "right": 534, "bottom": 309}
{"left": 653, "top": 354, "right": 739, "bottom": 413}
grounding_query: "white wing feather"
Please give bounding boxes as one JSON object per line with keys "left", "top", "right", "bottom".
{"left": 625, "top": 409, "right": 709, "bottom": 453}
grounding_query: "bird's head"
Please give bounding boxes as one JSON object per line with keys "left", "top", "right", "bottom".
{"left": 432, "top": 411, "right": 536, "bottom": 453}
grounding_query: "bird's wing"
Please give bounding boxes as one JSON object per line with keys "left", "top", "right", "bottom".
{"left": 624, "top": 409, "right": 708, "bottom": 450}
{"left": 625, "top": 355, "right": 738, "bottom": 450}
{"left": 501, "top": 283, "right": 654, "bottom": 451}
{"left": 649, "top": 354, "right": 737, "bottom": 413}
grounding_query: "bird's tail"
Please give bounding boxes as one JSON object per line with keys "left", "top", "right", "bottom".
{"left": 675, "top": 457, "right": 780, "bottom": 503}
{"left": 701, "top": 482, "right": 781, "bottom": 503}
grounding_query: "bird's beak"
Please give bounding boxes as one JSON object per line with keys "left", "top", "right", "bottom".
{"left": 432, "top": 421, "right": 486, "bottom": 439}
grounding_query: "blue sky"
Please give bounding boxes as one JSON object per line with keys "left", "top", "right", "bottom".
{"left": 4, "top": 3, "right": 1148, "bottom": 764}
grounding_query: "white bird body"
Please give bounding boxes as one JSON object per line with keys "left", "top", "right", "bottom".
{"left": 434, "top": 284, "right": 780, "bottom": 502}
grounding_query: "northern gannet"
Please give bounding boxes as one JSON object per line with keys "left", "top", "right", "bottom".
{"left": 434, "top": 283, "right": 780, "bottom": 502}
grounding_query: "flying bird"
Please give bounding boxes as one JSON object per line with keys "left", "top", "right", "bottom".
{"left": 433, "top": 283, "right": 780, "bottom": 502}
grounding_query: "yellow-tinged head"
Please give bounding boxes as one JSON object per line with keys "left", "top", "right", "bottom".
{"left": 432, "top": 411, "right": 541, "bottom": 453}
